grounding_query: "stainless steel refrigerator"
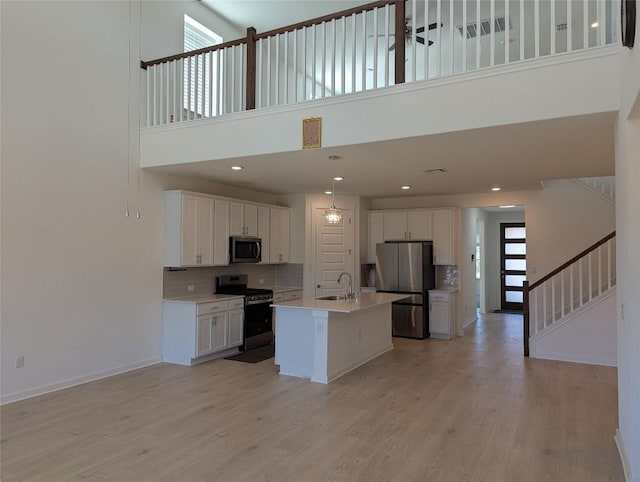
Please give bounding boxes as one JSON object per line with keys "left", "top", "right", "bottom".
{"left": 376, "top": 241, "right": 436, "bottom": 339}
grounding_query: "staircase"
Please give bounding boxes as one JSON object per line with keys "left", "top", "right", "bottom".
{"left": 524, "top": 230, "right": 617, "bottom": 366}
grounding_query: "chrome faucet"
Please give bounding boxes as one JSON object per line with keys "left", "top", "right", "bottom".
{"left": 337, "top": 272, "right": 355, "bottom": 299}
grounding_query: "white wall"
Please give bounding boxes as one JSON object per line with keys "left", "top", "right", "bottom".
{"left": 531, "top": 291, "right": 617, "bottom": 366}
{"left": 615, "top": 16, "right": 640, "bottom": 479}
{"left": 524, "top": 180, "right": 616, "bottom": 284}
{"left": 0, "top": 1, "right": 271, "bottom": 403}
{"left": 460, "top": 208, "right": 482, "bottom": 325}
{"left": 141, "top": 1, "right": 243, "bottom": 61}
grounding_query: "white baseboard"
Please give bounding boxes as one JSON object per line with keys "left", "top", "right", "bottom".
{"left": 463, "top": 316, "right": 477, "bottom": 329}
{"left": 530, "top": 350, "right": 617, "bottom": 367}
{"left": 615, "top": 429, "right": 638, "bottom": 482}
{"left": 0, "top": 357, "right": 162, "bottom": 405}
{"left": 322, "top": 344, "right": 394, "bottom": 384}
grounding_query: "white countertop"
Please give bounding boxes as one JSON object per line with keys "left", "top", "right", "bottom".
{"left": 429, "top": 287, "right": 459, "bottom": 293}
{"left": 163, "top": 293, "right": 244, "bottom": 304}
{"left": 271, "top": 292, "right": 409, "bottom": 313}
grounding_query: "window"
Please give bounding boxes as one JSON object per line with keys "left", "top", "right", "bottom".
{"left": 184, "top": 15, "right": 222, "bottom": 118}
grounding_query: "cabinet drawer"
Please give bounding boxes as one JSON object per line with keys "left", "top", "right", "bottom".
{"left": 197, "top": 300, "right": 229, "bottom": 315}
{"left": 283, "top": 290, "right": 302, "bottom": 301}
{"left": 429, "top": 293, "right": 450, "bottom": 302}
{"left": 228, "top": 297, "right": 245, "bottom": 310}
{"left": 273, "top": 293, "right": 284, "bottom": 302}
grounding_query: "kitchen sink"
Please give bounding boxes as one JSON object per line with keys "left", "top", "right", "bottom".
{"left": 316, "top": 295, "right": 345, "bottom": 301}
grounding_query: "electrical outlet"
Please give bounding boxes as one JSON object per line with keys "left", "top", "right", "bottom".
{"left": 187, "top": 285, "right": 195, "bottom": 292}
{"left": 15, "top": 355, "right": 25, "bottom": 369}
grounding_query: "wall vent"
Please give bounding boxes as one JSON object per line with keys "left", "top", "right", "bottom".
{"left": 457, "top": 16, "right": 511, "bottom": 39}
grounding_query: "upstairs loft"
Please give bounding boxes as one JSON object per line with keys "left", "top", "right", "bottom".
{"left": 139, "top": 0, "right": 621, "bottom": 195}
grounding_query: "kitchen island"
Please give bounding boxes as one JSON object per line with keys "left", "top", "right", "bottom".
{"left": 272, "top": 292, "right": 407, "bottom": 384}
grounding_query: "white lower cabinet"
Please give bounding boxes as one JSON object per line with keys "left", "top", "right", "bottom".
{"left": 428, "top": 291, "right": 457, "bottom": 340}
{"left": 228, "top": 308, "right": 244, "bottom": 348}
{"left": 197, "top": 311, "right": 228, "bottom": 356}
{"left": 163, "top": 297, "right": 244, "bottom": 365}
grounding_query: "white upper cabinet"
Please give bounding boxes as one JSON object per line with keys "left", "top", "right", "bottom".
{"left": 383, "top": 211, "right": 407, "bottom": 240}
{"left": 367, "top": 212, "right": 384, "bottom": 264}
{"left": 164, "top": 191, "right": 290, "bottom": 267}
{"left": 407, "top": 210, "right": 432, "bottom": 240}
{"left": 369, "top": 208, "right": 456, "bottom": 266}
{"left": 270, "top": 207, "right": 290, "bottom": 263}
{"left": 230, "top": 202, "right": 258, "bottom": 237}
{"left": 213, "top": 199, "right": 230, "bottom": 266}
{"left": 382, "top": 210, "right": 432, "bottom": 241}
{"left": 164, "top": 191, "right": 213, "bottom": 267}
{"left": 432, "top": 209, "right": 455, "bottom": 265}
{"left": 257, "top": 206, "right": 271, "bottom": 265}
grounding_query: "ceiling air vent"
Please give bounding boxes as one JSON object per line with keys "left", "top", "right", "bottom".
{"left": 457, "top": 16, "right": 511, "bottom": 39}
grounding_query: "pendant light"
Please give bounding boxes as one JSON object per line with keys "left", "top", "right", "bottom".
{"left": 325, "top": 178, "right": 342, "bottom": 224}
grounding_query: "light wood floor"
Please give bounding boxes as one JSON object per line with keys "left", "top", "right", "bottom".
{"left": 1, "top": 312, "right": 624, "bottom": 481}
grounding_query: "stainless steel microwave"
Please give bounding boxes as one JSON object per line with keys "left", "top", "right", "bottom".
{"left": 229, "top": 236, "right": 262, "bottom": 263}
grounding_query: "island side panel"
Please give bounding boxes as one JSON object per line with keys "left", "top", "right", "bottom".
{"left": 274, "top": 307, "right": 316, "bottom": 379}
{"left": 325, "top": 303, "right": 394, "bottom": 383}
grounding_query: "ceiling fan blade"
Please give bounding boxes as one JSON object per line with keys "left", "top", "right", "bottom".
{"left": 428, "top": 22, "right": 443, "bottom": 30}
{"left": 416, "top": 26, "right": 425, "bottom": 34}
{"left": 389, "top": 42, "right": 396, "bottom": 51}
{"left": 416, "top": 36, "right": 425, "bottom": 44}
{"left": 428, "top": 39, "right": 434, "bottom": 46}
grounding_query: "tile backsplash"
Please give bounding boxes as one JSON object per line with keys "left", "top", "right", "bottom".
{"left": 436, "top": 265, "right": 459, "bottom": 288}
{"left": 163, "top": 263, "right": 303, "bottom": 298}
{"left": 274, "top": 263, "right": 303, "bottom": 287}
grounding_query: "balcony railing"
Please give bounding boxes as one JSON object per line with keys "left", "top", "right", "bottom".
{"left": 141, "top": 0, "right": 618, "bottom": 128}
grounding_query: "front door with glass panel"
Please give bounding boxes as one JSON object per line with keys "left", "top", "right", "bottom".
{"left": 500, "top": 223, "right": 526, "bottom": 311}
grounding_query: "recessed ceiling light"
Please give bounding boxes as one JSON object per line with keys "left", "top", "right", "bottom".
{"left": 499, "top": 205, "right": 516, "bottom": 209}
{"left": 231, "top": 166, "right": 243, "bottom": 171}
{"left": 325, "top": 191, "right": 333, "bottom": 195}
{"left": 333, "top": 176, "right": 344, "bottom": 181}
{"left": 591, "top": 21, "right": 599, "bottom": 28}
{"left": 401, "top": 185, "right": 411, "bottom": 190}
{"left": 491, "top": 187, "right": 501, "bottom": 192}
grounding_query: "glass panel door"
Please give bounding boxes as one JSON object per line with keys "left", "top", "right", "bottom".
{"left": 501, "top": 222, "right": 526, "bottom": 311}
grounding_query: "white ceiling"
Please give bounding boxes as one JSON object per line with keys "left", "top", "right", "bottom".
{"left": 150, "top": 112, "right": 616, "bottom": 198}
{"left": 202, "top": 0, "right": 373, "bottom": 33}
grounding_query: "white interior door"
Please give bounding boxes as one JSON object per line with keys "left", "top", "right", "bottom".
{"left": 314, "top": 207, "right": 354, "bottom": 298}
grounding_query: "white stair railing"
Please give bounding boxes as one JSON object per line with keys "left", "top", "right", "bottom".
{"left": 576, "top": 176, "right": 616, "bottom": 200}
{"left": 523, "top": 232, "right": 616, "bottom": 354}
{"left": 141, "top": 0, "right": 618, "bottom": 128}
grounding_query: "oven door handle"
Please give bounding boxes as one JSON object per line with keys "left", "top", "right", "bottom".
{"left": 246, "top": 298, "right": 273, "bottom": 306}
{"left": 254, "top": 241, "right": 261, "bottom": 261}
